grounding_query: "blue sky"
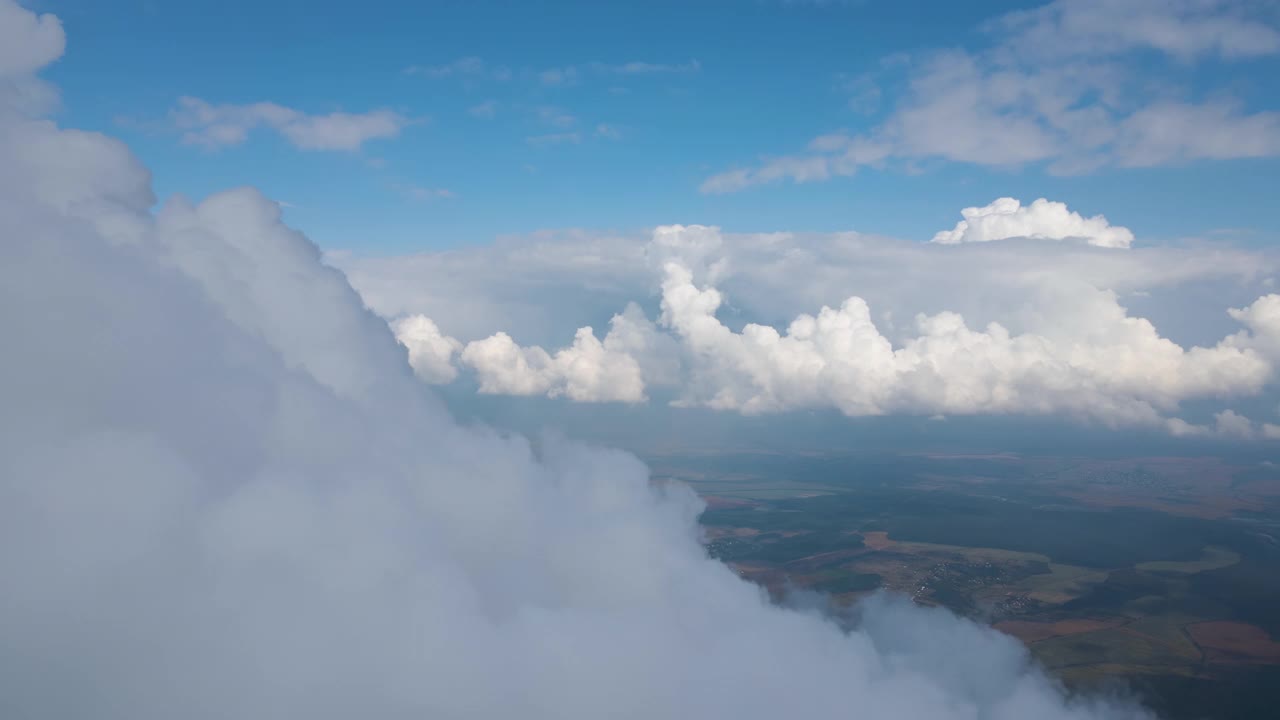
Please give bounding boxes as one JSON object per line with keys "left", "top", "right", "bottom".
{"left": 35, "top": 0, "right": 1280, "bottom": 254}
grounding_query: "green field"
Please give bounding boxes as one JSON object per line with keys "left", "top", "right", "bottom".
{"left": 1137, "top": 546, "right": 1241, "bottom": 575}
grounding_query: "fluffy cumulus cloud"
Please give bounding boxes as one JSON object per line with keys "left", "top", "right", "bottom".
{"left": 362, "top": 219, "right": 1280, "bottom": 434}
{"left": 653, "top": 226, "right": 1272, "bottom": 425}
{"left": 171, "top": 96, "right": 410, "bottom": 151}
{"left": 392, "top": 314, "right": 463, "bottom": 383}
{"left": 461, "top": 323, "right": 645, "bottom": 403}
{"left": 3, "top": 4, "right": 1164, "bottom": 718}
{"left": 702, "top": 0, "right": 1280, "bottom": 191}
{"left": 396, "top": 303, "right": 671, "bottom": 403}
{"left": 931, "top": 197, "right": 1135, "bottom": 248}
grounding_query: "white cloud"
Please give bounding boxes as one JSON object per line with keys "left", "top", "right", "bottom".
{"left": 457, "top": 306, "right": 657, "bottom": 403}
{"left": 1228, "top": 293, "right": 1280, "bottom": 359}
{"left": 703, "top": 0, "right": 1280, "bottom": 191}
{"left": 993, "top": 0, "right": 1280, "bottom": 62}
{"left": 337, "top": 220, "right": 1274, "bottom": 367}
{"left": 392, "top": 315, "right": 462, "bottom": 383}
{"left": 1167, "top": 410, "right": 1262, "bottom": 439}
{"left": 1214, "top": 409, "right": 1257, "bottom": 438}
{"left": 335, "top": 230, "right": 650, "bottom": 347}
{"left": 1115, "top": 101, "right": 1280, "bottom": 167}
{"left": 931, "top": 197, "right": 1135, "bottom": 248}
{"left": 652, "top": 226, "right": 1270, "bottom": 425}
{"left": 171, "top": 96, "right": 410, "bottom": 151}
{"left": 700, "top": 154, "right": 839, "bottom": 194}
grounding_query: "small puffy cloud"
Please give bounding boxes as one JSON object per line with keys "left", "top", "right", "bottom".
{"left": 171, "top": 97, "right": 409, "bottom": 151}
{"left": 931, "top": 197, "right": 1134, "bottom": 248}
{"left": 1167, "top": 410, "right": 1261, "bottom": 439}
{"left": 392, "top": 315, "right": 462, "bottom": 383}
{"left": 1215, "top": 409, "right": 1258, "bottom": 438}
{"left": 1229, "top": 294, "right": 1280, "bottom": 358}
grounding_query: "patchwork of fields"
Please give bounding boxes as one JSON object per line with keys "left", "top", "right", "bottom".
{"left": 648, "top": 452, "right": 1280, "bottom": 720}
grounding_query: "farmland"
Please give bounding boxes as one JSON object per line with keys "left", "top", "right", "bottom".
{"left": 647, "top": 450, "right": 1280, "bottom": 720}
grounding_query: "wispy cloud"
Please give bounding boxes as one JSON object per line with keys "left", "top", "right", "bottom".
{"left": 404, "top": 56, "right": 511, "bottom": 81}
{"left": 170, "top": 97, "right": 412, "bottom": 152}
{"left": 526, "top": 132, "right": 582, "bottom": 146}
{"left": 394, "top": 184, "right": 457, "bottom": 202}
{"left": 405, "top": 56, "right": 699, "bottom": 88}
{"left": 536, "top": 105, "right": 577, "bottom": 129}
{"left": 537, "top": 59, "right": 700, "bottom": 86}
{"left": 703, "top": 0, "right": 1280, "bottom": 192}
{"left": 468, "top": 100, "right": 499, "bottom": 119}
{"left": 589, "top": 59, "right": 701, "bottom": 75}
{"left": 538, "top": 66, "right": 580, "bottom": 87}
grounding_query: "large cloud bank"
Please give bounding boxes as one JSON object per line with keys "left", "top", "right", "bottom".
{"left": 1, "top": 3, "right": 1153, "bottom": 719}
{"left": 390, "top": 221, "right": 1280, "bottom": 432}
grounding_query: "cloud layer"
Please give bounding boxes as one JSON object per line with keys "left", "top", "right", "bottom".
{"left": 0, "top": 3, "right": 1155, "bottom": 718}
{"left": 380, "top": 218, "right": 1279, "bottom": 434}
